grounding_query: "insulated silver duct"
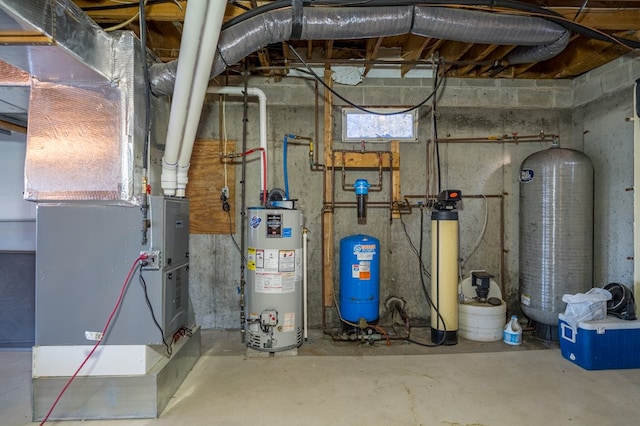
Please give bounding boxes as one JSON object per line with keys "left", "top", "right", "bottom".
{"left": 0, "top": 0, "right": 156, "bottom": 205}
{"left": 149, "top": 6, "right": 570, "bottom": 96}
{"left": 0, "top": 0, "right": 114, "bottom": 83}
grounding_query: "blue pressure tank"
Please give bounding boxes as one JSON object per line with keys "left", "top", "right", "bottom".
{"left": 339, "top": 234, "right": 380, "bottom": 323}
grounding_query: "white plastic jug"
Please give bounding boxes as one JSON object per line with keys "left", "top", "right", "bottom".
{"left": 503, "top": 315, "right": 522, "bottom": 345}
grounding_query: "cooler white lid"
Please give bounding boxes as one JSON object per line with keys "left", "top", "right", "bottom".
{"left": 559, "top": 313, "right": 640, "bottom": 330}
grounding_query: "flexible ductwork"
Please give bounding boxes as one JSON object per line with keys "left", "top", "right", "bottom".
{"left": 149, "top": 5, "right": 570, "bottom": 96}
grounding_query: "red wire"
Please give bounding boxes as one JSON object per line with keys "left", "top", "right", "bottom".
{"left": 236, "top": 147, "right": 268, "bottom": 205}
{"left": 39, "top": 254, "right": 147, "bottom": 425}
{"left": 261, "top": 150, "right": 267, "bottom": 205}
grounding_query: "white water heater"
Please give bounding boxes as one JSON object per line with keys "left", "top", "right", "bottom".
{"left": 246, "top": 207, "right": 304, "bottom": 351}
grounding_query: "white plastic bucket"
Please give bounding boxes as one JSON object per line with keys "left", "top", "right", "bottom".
{"left": 459, "top": 300, "right": 507, "bottom": 342}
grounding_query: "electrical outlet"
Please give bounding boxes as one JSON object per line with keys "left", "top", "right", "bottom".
{"left": 221, "top": 186, "right": 229, "bottom": 199}
{"left": 140, "top": 250, "right": 161, "bottom": 270}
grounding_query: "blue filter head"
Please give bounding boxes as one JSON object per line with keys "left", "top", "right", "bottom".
{"left": 354, "top": 179, "right": 370, "bottom": 195}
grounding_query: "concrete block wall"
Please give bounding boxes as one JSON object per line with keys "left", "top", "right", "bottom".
{"left": 191, "top": 74, "right": 575, "bottom": 329}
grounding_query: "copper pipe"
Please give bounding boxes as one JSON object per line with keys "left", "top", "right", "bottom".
{"left": 435, "top": 133, "right": 558, "bottom": 144}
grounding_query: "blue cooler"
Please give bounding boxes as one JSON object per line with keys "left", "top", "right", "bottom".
{"left": 559, "top": 314, "right": 640, "bottom": 370}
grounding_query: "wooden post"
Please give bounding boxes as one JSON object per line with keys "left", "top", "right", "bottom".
{"left": 322, "top": 69, "right": 335, "bottom": 308}
{"left": 391, "top": 140, "right": 401, "bottom": 218}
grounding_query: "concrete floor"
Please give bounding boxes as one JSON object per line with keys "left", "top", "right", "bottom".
{"left": 2, "top": 329, "right": 640, "bottom": 426}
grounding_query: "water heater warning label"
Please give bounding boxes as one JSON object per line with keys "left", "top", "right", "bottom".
{"left": 255, "top": 272, "right": 295, "bottom": 294}
{"left": 279, "top": 250, "right": 295, "bottom": 272}
{"left": 283, "top": 312, "right": 295, "bottom": 332}
{"left": 352, "top": 261, "right": 371, "bottom": 280}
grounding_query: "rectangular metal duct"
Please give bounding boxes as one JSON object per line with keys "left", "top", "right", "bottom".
{"left": 0, "top": 0, "right": 155, "bottom": 205}
{"left": 0, "top": 0, "right": 113, "bottom": 82}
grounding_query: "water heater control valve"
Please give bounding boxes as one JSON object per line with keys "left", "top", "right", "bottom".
{"left": 260, "top": 309, "right": 278, "bottom": 326}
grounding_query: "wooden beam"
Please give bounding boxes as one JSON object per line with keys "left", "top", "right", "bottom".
{"left": 333, "top": 152, "right": 398, "bottom": 169}
{"left": 477, "top": 45, "right": 517, "bottom": 75}
{"left": 0, "top": 119, "right": 26, "bottom": 134}
{"left": 456, "top": 44, "right": 499, "bottom": 76}
{"left": 0, "top": 33, "right": 52, "bottom": 45}
{"left": 324, "top": 40, "right": 334, "bottom": 61}
{"left": 529, "top": 33, "right": 631, "bottom": 79}
{"left": 74, "top": 0, "right": 188, "bottom": 22}
{"left": 437, "top": 41, "right": 474, "bottom": 73}
{"left": 400, "top": 35, "right": 431, "bottom": 77}
{"left": 391, "top": 141, "right": 401, "bottom": 219}
{"left": 322, "top": 69, "right": 334, "bottom": 309}
{"left": 552, "top": 8, "right": 640, "bottom": 30}
{"left": 423, "top": 39, "right": 446, "bottom": 61}
{"left": 146, "top": 21, "right": 181, "bottom": 61}
{"left": 307, "top": 40, "right": 314, "bottom": 61}
{"left": 364, "top": 37, "right": 383, "bottom": 76}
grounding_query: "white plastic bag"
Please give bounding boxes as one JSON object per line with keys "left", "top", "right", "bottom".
{"left": 562, "top": 287, "right": 612, "bottom": 329}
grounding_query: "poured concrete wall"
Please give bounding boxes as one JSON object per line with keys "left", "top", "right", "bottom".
{"left": 190, "top": 75, "right": 576, "bottom": 329}
{"left": 572, "top": 55, "right": 640, "bottom": 291}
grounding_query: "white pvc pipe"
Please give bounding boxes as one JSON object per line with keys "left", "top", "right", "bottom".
{"left": 161, "top": 0, "right": 208, "bottom": 196}
{"left": 205, "top": 86, "right": 269, "bottom": 195}
{"left": 303, "top": 228, "right": 309, "bottom": 340}
{"left": 175, "top": 0, "right": 228, "bottom": 197}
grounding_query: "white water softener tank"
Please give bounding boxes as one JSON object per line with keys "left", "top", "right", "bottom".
{"left": 519, "top": 146, "right": 593, "bottom": 326}
{"left": 246, "top": 208, "right": 304, "bottom": 351}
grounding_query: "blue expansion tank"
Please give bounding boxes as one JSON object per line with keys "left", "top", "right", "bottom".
{"left": 339, "top": 234, "right": 380, "bottom": 323}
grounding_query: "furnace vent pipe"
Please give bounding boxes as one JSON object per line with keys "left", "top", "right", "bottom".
{"left": 161, "top": 0, "right": 207, "bottom": 196}
{"left": 206, "top": 86, "right": 269, "bottom": 195}
{"left": 149, "top": 5, "right": 570, "bottom": 96}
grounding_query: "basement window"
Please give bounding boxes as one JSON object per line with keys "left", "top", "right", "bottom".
{"left": 342, "top": 107, "right": 418, "bottom": 142}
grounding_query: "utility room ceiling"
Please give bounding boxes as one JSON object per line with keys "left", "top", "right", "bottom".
{"left": 73, "top": 0, "right": 640, "bottom": 80}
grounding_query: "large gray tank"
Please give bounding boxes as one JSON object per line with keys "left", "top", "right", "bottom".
{"left": 519, "top": 146, "right": 593, "bottom": 326}
{"left": 246, "top": 208, "right": 304, "bottom": 351}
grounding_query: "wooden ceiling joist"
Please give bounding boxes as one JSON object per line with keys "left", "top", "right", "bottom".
{"left": 400, "top": 35, "right": 431, "bottom": 77}
{"left": 456, "top": 44, "right": 500, "bottom": 76}
{"left": 75, "top": 0, "right": 187, "bottom": 22}
{"left": 363, "top": 37, "right": 384, "bottom": 76}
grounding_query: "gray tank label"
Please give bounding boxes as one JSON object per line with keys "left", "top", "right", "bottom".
{"left": 519, "top": 169, "right": 534, "bottom": 183}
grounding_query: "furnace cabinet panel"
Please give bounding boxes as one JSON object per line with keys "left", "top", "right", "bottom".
{"left": 35, "top": 197, "right": 190, "bottom": 346}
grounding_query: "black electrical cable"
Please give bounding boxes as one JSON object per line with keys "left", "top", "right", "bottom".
{"left": 289, "top": 45, "right": 444, "bottom": 116}
{"left": 139, "top": 270, "right": 173, "bottom": 356}
{"left": 399, "top": 212, "right": 430, "bottom": 279}
{"left": 221, "top": 1, "right": 640, "bottom": 50}
{"left": 80, "top": 0, "right": 170, "bottom": 11}
{"left": 139, "top": 0, "right": 150, "bottom": 171}
{"left": 400, "top": 207, "right": 447, "bottom": 347}
{"left": 432, "top": 59, "right": 441, "bottom": 194}
{"left": 227, "top": 209, "right": 245, "bottom": 263}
